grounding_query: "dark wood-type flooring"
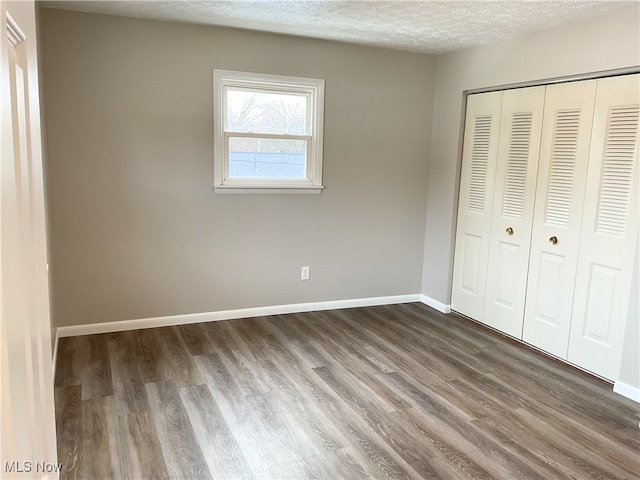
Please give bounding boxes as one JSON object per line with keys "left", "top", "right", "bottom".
{"left": 54, "top": 303, "right": 640, "bottom": 479}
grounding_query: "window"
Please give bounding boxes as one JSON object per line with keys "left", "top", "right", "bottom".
{"left": 213, "top": 70, "right": 325, "bottom": 193}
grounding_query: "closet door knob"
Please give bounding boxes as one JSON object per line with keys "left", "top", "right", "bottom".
{"left": 506, "top": 227, "right": 514, "bottom": 235}
{"left": 549, "top": 236, "right": 558, "bottom": 245}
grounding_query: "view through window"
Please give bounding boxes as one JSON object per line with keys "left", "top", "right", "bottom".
{"left": 213, "top": 70, "right": 325, "bottom": 193}
{"left": 226, "top": 89, "right": 307, "bottom": 179}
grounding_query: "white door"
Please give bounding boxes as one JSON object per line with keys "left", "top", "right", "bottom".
{"left": 451, "top": 91, "right": 503, "bottom": 320}
{"left": 522, "top": 80, "right": 597, "bottom": 358}
{"left": 1, "top": 1, "right": 59, "bottom": 477}
{"left": 483, "top": 86, "right": 545, "bottom": 338}
{"left": 568, "top": 74, "right": 640, "bottom": 380}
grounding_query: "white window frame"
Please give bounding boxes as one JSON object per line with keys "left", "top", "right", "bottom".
{"left": 213, "top": 69, "right": 325, "bottom": 194}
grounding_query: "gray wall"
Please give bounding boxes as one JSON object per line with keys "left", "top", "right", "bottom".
{"left": 421, "top": 5, "right": 640, "bottom": 386}
{"left": 40, "top": 9, "right": 436, "bottom": 327}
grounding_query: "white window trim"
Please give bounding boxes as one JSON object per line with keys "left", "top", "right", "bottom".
{"left": 213, "top": 69, "right": 325, "bottom": 194}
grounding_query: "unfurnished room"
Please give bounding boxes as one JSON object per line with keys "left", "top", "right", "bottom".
{"left": 1, "top": 1, "right": 639, "bottom": 479}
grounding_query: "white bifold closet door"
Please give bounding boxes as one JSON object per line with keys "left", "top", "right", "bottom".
{"left": 450, "top": 91, "right": 503, "bottom": 320}
{"left": 522, "top": 80, "right": 597, "bottom": 358}
{"left": 567, "top": 74, "right": 640, "bottom": 380}
{"left": 482, "top": 86, "right": 545, "bottom": 338}
{"left": 452, "top": 74, "right": 639, "bottom": 381}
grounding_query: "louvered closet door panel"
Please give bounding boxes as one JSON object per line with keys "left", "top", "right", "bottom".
{"left": 568, "top": 74, "right": 640, "bottom": 380}
{"left": 522, "top": 80, "right": 597, "bottom": 358}
{"left": 451, "top": 91, "right": 503, "bottom": 320}
{"left": 483, "top": 86, "right": 545, "bottom": 338}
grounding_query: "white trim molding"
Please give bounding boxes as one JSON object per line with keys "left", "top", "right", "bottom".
{"left": 7, "top": 12, "right": 27, "bottom": 46}
{"left": 420, "top": 295, "right": 451, "bottom": 314}
{"left": 57, "top": 294, "right": 422, "bottom": 338}
{"left": 613, "top": 380, "right": 640, "bottom": 404}
{"left": 52, "top": 329, "right": 60, "bottom": 380}
{"left": 213, "top": 69, "right": 325, "bottom": 193}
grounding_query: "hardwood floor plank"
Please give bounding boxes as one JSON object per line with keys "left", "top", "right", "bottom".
{"left": 54, "top": 303, "right": 640, "bottom": 480}
{"left": 132, "top": 328, "right": 166, "bottom": 384}
{"left": 244, "top": 390, "right": 329, "bottom": 479}
{"left": 55, "top": 386, "right": 82, "bottom": 480}
{"left": 299, "top": 311, "right": 445, "bottom": 391}
{"left": 482, "top": 362, "right": 635, "bottom": 434}
{"left": 199, "top": 320, "right": 275, "bottom": 396}
{"left": 194, "top": 353, "right": 298, "bottom": 479}
{"left": 475, "top": 347, "right": 639, "bottom": 426}
{"left": 200, "top": 320, "right": 256, "bottom": 361}
{"left": 79, "top": 334, "right": 114, "bottom": 400}
{"left": 54, "top": 337, "right": 82, "bottom": 388}
{"left": 179, "top": 384, "right": 253, "bottom": 479}
{"left": 360, "top": 375, "right": 520, "bottom": 478}
{"left": 390, "top": 408, "right": 496, "bottom": 480}
{"left": 153, "top": 327, "right": 204, "bottom": 387}
{"left": 82, "top": 396, "right": 118, "bottom": 479}
{"left": 259, "top": 353, "right": 422, "bottom": 478}
{"left": 246, "top": 351, "right": 378, "bottom": 478}
{"left": 438, "top": 378, "right": 516, "bottom": 420}
{"left": 500, "top": 384, "right": 640, "bottom": 475}
{"left": 380, "top": 371, "right": 548, "bottom": 479}
{"left": 305, "top": 311, "right": 400, "bottom": 377}
{"left": 395, "top": 303, "right": 496, "bottom": 351}
{"left": 176, "top": 323, "right": 215, "bottom": 357}
{"left": 146, "top": 381, "right": 212, "bottom": 479}
{"left": 116, "top": 411, "right": 170, "bottom": 480}
{"left": 268, "top": 313, "right": 330, "bottom": 368}
{"left": 312, "top": 365, "right": 444, "bottom": 479}
{"left": 304, "top": 310, "right": 449, "bottom": 387}
{"left": 107, "top": 331, "right": 150, "bottom": 415}
{"left": 510, "top": 407, "right": 635, "bottom": 479}
{"left": 343, "top": 309, "right": 495, "bottom": 382}
{"left": 222, "top": 319, "right": 405, "bottom": 478}
{"left": 470, "top": 413, "right": 617, "bottom": 480}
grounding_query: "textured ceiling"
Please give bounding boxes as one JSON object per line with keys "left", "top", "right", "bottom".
{"left": 40, "top": 1, "right": 635, "bottom": 54}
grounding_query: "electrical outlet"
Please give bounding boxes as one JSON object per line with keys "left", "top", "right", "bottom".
{"left": 301, "top": 266, "right": 310, "bottom": 281}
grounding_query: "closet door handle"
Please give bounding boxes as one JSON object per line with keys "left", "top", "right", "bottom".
{"left": 549, "top": 236, "right": 558, "bottom": 245}
{"left": 506, "top": 227, "right": 514, "bottom": 235}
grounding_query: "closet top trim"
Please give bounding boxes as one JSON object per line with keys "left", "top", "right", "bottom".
{"left": 465, "top": 66, "right": 640, "bottom": 96}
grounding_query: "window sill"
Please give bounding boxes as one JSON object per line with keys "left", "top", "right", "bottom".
{"left": 213, "top": 185, "right": 324, "bottom": 194}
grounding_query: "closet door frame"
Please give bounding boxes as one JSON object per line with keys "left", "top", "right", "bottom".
{"left": 451, "top": 68, "right": 639, "bottom": 382}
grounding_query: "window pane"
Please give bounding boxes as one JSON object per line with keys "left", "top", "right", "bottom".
{"left": 229, "top": 137, "right": 307, "bottom": 179}
{"left": 226, "top": 89, "right": 307, "bottom": 135}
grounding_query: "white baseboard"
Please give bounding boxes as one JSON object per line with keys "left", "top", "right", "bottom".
{"left": 57, "top": 294, "right": 422, "bottom": 338}
{"left": 420, "top": 294, "right": 451, "bottom": 314}
{"left": 613, "top": 380, "right": 640, "bottom": 404}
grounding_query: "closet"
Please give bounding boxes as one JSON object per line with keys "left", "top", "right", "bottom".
{"left": 451, "top": 73, "right": 639, "bottom": 381}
